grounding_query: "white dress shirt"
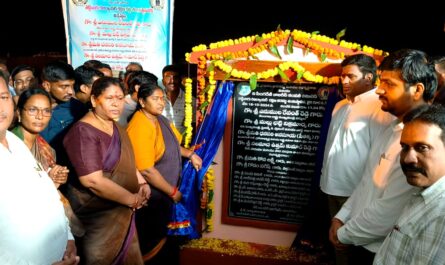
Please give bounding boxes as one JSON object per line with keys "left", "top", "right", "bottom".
{"left": 0, "top": 131, "right": 72, "bottom": 264}
{"left": 320, "top": 89, "right": 394, "bottom": 196}
{"left": 335, "top": 120, "right": 418, "bottom": 252}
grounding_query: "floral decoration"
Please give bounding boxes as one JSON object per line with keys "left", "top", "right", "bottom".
{"left": 183, "top": 78, "right": 193, "bottom": 148}
{"left": 185, "top": 26, "right": 387, "bottom": 234}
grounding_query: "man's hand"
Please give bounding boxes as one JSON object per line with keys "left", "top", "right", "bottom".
{"left": 329, "top": 218, "right": 348, "bottom": 250}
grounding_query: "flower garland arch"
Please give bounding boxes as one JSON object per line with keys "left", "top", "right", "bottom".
{"left": 183, "top": 26, "right": 387, "bottom": 232}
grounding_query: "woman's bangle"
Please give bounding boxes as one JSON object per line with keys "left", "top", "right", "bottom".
{"left": 188, "top": 152, "right": 195, "bottom": 160}
{"left": 131, "top": 194, "right": 138, "bottom": 211}
{"left": 169, "top": 187, "right": 178, "bottom": 198}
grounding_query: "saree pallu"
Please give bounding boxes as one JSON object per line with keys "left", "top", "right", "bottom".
{"left": 66, "top": 124, "right": 143, "bottom": 265}
{"left": 136, "top": 115, "right": 182, "bottom": 259}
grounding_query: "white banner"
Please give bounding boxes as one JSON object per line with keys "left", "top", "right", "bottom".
{"left": 62, "top": 0, "right": 173, "bottom": 79}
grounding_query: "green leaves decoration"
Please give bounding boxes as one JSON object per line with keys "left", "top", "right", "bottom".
{"left": 223, "top": 71, "right": 232, "bottom": 82}
{"left": 320, "top": 52, "right": 327, "bottom": 62}
{"left": 199, "top": 101, "right": 209, "bottom": 115}
{"left": 249, "top": 73, "right": 258, "bottom": 91}
{"left": 276, "top": 67, "right": 290, "bottom": 82}
{"left": 269, "top": 45, "right": 282, "bottom": 59}
{"left": 336, "top": 28, "right": 347, "bottom": 42}
{"left": 254, "top": 35, "right": 263, "bottom": 44}
{"left": 297, "top": 71, "right": 304, "bottom": 80}
{"left": 286, "top": 35, "right": 294, "bottom": 54}
{"left": 207, "top": 61, "right": 215, "bottom": 72}
{"left": 208, "top": 190, "right": 214, "bottom": 202}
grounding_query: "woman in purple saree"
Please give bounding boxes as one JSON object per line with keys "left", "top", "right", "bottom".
{"left": 64, "top": 77, "right": 150, "bottom": 265}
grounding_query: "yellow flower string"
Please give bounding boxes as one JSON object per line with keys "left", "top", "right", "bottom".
{"left": 204, "top": 167, "right": 215, "bottom": 232}
{"left": 183, "top": 78, "right": 193, "bottom": 148}
{"left": 187, "top": 28, "right": 387, "bottom": 63}
{"left": 214, "top": 59, "right": 340, "bottom": 85}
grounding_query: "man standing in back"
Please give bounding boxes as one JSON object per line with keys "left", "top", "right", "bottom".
{"left": 329, "top": 49, "right": 437, "bottom": 264}
{"left": 40, "top": 61, "right": 88, "bottom": 165}
{"left": 320, "top": 54, "right": 394, "bottom": 264}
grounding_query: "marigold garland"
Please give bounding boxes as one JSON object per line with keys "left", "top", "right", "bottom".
{"left": 203, "top": 167, "right": 215, "bottom": 232}
{"left": 185, "top": 26, "right": 387, "bottom": 235}
{"left": 183, "top": 78, "right": 193, "bottom": 148}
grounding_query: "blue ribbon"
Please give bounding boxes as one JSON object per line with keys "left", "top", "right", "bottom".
{"left": 168, "top": 81, "right": 234, "bottom": 238}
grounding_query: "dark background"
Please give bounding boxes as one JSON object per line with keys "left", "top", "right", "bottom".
{"left": 1, "top": 1, "right": 444, "bottom": 64}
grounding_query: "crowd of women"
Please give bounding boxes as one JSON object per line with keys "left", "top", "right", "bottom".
{"left": 1, "top": 59, "right": 202, "bottom": 265}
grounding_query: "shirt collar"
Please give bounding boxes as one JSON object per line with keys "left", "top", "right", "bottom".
{"left": 420, "top": 175, "right": 445, "bottom": 205}
{"left": 347, "top": 88, "right": 376, "bottom": 104}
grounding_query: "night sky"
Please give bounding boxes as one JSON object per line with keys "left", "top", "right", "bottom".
{"left": 2, "top": 1, "right": 444, "bottom": 62}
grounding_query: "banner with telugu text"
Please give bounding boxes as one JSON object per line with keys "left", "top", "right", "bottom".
{"left": 62, "top": 0, "right": 173, "bottom": 79}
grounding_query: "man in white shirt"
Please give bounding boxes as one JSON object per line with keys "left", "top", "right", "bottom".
{"left": 374, "top": 104, "right": 445, "bottom": 264}
{"left": 320, "top": 54, "right": 394, "bottom": 264}
{"left": 0, "top": 71, "right": 79, "bottom": 264}
{"left": 329, "top": 49, "right": 438, "bottom": 264}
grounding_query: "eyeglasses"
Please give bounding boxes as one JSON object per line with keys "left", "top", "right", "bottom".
{"left": 23, "top": 107, "right": 52, "bottom": 117}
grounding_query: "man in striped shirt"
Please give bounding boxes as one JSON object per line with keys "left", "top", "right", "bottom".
{"left": 374, "top": 104, "right": 445, "bottom": 265}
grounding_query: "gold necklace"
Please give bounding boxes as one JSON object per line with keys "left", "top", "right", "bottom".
{"left": 92, "top": 111, "right": 113, "bottom": 132}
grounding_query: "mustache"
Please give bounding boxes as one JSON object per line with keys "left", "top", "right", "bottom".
{"left": 401, "top": 164, "right": 426, "bottom": 176}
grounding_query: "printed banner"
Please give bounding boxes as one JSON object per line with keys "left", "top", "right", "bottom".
{"left": 62, "top": 0, "right": 173, "bottom": 79}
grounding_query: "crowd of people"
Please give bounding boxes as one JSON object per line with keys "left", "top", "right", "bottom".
{"left": 318, "top": 50, "right": 445, "bottom": 265}
{"left": 0, "top": 59, "right": 201, "bottom": 265}
{"left": 1, "top": 49, "right": 445, "bottom": 265}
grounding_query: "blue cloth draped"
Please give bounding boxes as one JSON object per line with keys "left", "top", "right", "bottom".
{"left": 168, "top": 81, "right": 234, "bottom": 238}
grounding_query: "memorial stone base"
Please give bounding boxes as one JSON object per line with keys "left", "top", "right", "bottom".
{"left": 180, "top": 238, "right": 333, "bottom": 265}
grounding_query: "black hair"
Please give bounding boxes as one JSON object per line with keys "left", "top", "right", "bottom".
{"left": 404, "top": 104, "right": 445, "bottom": 144}
{"left": 127, "top": 70, "right": 158, "bottom": 94}
{"left": 341, "top": 53, "right": 378, "bottom": 85}
{"left": 41, "top": 61, "right": 75, "bottom": 82}
{"left": 126, "top": 62, "right": 143, "bottom": 72}
{"left": 16, "top": 88, "right": 52, "bottom": 112}
{"left": 162, "top": 64, "right": 179, "bottom": 76}
{"left": 74, "top": 65, "right": 104, "bottom": 93}
{"left": 83, "top": 60, "right": 103, "bottom": 69}
{"left": 379, "top": 49, "right": 437, "bottom": 102}
{"left": 127, "top": 82, "right": 162, "bottom": 123}
{"left": 10, "top": 65, "right": 35, "bottom": 80}
{"left": 136, "top": 82, "right": 163, "bottom": 108}
{"left": 91, "top": 76, "right": 123, "bottom": 99}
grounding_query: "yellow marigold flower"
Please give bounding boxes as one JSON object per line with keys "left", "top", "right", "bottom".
{"left": 241, "top": 72, "right": 250, "bottom": 80}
